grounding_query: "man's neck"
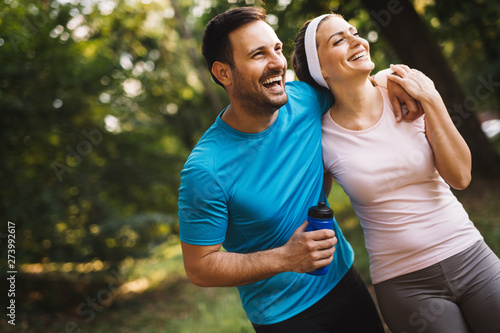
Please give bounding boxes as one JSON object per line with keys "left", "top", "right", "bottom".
{"left": 221, "top": 104, "right": 279, "bottom": 134}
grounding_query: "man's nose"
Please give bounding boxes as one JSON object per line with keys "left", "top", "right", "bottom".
{"left": 268, "top": 52, "right": 286, "bottom": 69}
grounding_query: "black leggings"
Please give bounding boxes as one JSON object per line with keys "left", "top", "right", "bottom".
{"left": 252, "top": 266, "right": 385, "bottom": 333}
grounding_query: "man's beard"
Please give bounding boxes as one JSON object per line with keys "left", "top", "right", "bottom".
{"left": 232, "top": 68, "right": 288, "bottom": 118}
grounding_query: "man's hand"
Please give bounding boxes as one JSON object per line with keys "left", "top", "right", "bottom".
{"left": 387, "top": 75, "right": 423, "bottom": 122}
{"left": 281, "top": 221, "right": 337, "bottom": 273}
{"left": 374, "top": 67, "right": 424, "bottom": 122}
{"left": 388, "top": 64, "right": 439, "bottom": 102}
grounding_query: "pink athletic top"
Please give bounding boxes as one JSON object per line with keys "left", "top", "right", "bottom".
{"left": 322, "top": 87, "right": 483, "bottom": 284}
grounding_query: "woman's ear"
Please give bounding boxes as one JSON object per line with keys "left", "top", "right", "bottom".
{"left": 211, "top": 61, "right": 232, "bottom": 87}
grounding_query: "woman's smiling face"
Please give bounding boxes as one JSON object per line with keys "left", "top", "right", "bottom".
{"left": 316, "top": 16, "right": 375, "bottom": 86}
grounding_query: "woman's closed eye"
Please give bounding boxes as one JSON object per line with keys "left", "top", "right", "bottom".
{"left": 333, "top": 32, "right": 360, "bottom": 46}
{"left": 333, "top": 38, "right": 344, "bottom": 46}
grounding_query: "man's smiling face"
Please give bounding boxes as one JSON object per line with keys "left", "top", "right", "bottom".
{"left": 228, "top": 20, "right": 288, "bottom": 117}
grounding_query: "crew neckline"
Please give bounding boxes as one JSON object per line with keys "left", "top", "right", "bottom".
{"left": 216, "top": 107, "right": 282, "bottom": 139}
{"left": 325, "top": 86, "right": 387, "bottom": 134}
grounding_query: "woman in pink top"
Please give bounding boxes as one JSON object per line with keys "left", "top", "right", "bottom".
{"left": 292, "top": 13, "right": 500, "bottom": 333}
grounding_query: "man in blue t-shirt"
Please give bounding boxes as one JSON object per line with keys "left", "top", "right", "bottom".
{"left": 178, "top": 7, "right": 417, "bottom": 332}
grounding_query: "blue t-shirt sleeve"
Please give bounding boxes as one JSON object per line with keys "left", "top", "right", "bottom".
{"left": 178, "top": 163, "right": 228, "bottom": 245}
{"left": 311, "top": 85, "right": 334, "bottom": 115}
{"left": 287, "top": 81, "right": 334, "bottom": 116}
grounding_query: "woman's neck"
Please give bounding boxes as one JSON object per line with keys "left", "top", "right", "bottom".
{"left": 329, "top": 78, "right": 383, "bottom": 131}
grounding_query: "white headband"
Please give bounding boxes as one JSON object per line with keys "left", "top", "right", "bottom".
{"left": 304, "top": 14, "right": 330, "bottom": 89}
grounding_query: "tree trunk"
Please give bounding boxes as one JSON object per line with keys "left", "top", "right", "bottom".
{"left": 360, "top": 0, "right": 500, "bottom": 178}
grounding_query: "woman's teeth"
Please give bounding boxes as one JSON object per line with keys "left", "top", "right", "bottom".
{"left": 349, "top": 51, "right": 366, "bottom": 61}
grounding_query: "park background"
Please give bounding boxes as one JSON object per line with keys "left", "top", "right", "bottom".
{"left": 1, "top": 0, "right": 500, "bottom": 332}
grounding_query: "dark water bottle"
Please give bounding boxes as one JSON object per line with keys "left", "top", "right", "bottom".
{"left": 306, "top": 202, "right": 334, "bottom": 276}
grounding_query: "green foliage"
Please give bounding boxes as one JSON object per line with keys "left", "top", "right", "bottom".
{"left": 423, "top": 0, "right": 500, "bottom": 112}
{"left": 0, "top": 0, "right": 214, "bottom": 265}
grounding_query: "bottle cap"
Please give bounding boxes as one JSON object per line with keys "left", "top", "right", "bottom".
{"left": 308, "top": 202, "right": 333, "bottom": 219}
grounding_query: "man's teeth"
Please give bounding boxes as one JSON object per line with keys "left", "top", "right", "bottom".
{"left": 263, "top": 76, "right": 281, "bottom": 85}
{"left": 349, "top": 51, "right": 366, "bottom": 61}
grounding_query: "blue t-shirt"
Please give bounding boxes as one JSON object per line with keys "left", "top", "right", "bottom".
{"left": 178, "top": 81, "right": 354, "bottom": 325}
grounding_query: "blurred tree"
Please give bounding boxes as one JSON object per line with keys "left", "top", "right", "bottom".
{"left": 0, "top": 0, "right": 219, "bottom": 265}
{"left": 423, "top": 0, "right": 500, "bottom": 115}
{"left": 171, "top": 0, "right": 224, "bottom": 114}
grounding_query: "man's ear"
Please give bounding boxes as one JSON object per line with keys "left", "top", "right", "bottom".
{"left": 211, "top": 61, "right": 232, "bottom": 87}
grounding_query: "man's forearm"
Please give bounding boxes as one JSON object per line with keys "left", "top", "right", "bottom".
{"left": 181, "top": 223, "right": 336, "bottom": 287}
{"left": 182, "top": 243, "right": 288, "bottom": 288}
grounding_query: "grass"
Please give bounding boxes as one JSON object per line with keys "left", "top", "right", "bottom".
{"left": 5, "top": 237, "right": 252, "bottom": 332}
{"left": 3, "top": 177, "right": 499, "bottom": 333}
